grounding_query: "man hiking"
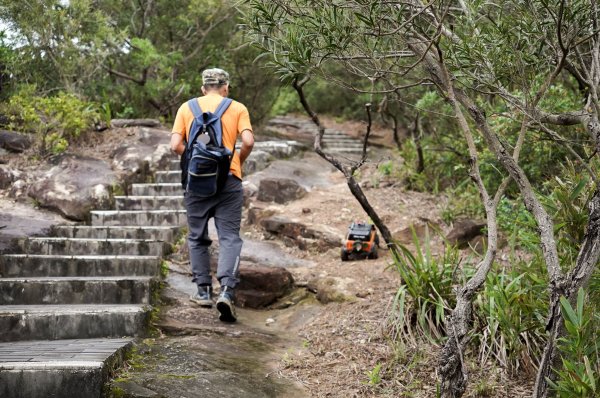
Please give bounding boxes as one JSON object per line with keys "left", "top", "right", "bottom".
{"left": 170, "top": 68, "right": 254, "bottom": 322}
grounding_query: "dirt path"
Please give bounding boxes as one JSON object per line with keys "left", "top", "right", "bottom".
{"left": 106, "top": 147, "right": 447, "bottom": 397}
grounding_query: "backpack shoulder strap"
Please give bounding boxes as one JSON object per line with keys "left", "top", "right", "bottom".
{"left": 214, "top": 98, "right": 233, "bottom": 118}
{"left": 187, "top": 98, "right": 203, "bottom": 118}
{"left": 211, "top": 98, "right": 233, "bottom": 146}
{"left": 187, "top": 98, "right": 204, "bottom": 148}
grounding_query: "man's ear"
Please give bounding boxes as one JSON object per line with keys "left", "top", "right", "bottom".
{"left": 201, "top": 86, "right": 207, "bottom": 95}
{"left": 221, "top": 84, "right": 230, "bottom": 97}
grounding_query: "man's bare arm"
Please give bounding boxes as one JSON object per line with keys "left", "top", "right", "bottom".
{"left": 170, "top": 132, "right": 185, "bottom": 155}
{"left": 238, "top": 129, "right": 254, "bottom": 164}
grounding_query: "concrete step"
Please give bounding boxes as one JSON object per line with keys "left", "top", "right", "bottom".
{"left": 0, "top": 277, "right": 153, "bottom": 305}
{"left": 0, "top": 255, "right": 161, "bottom": 278}
{"left": 19, "top": 237, "right": 171, "bottom": 257}
{"left": 91, "top": 210, "right": 187, "bottom": 227}
{"left": 169, "top": 159, "right": 181, "bottom": 171}
{"left": 52, "top": 225, "right": 180, "bottom": 241}
{"left": 131, "top": 183, "right": 181, "bottom": 196}
{"left": 114, "top": 195, "right": 185, "bottom": 211}
{"left": 155, "top": 170, "right": 181, "bottom": 183}
{"left": 0, "top": 338, "right": 132, "bottom": 398}
{"left": 0, "top": 305, "right": 150, "bottom": 342}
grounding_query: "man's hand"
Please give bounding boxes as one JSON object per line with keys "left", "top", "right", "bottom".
{"left": 238, "top": 129, "right": 254, "bottom": 164}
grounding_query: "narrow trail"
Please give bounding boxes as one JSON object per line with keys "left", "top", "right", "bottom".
{"left": 108, "top": 152, "right": 344, "bottom": 397}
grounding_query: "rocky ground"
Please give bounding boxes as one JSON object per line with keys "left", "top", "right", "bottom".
{"left": 0, "top": 116, "right": 533, "bottom": 397}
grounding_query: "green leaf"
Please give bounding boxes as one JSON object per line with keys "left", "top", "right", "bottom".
{"left": 560, "top": 295, "right": 580, "bottom": 328}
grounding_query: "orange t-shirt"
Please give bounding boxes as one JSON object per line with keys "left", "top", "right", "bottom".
{"left": 172, "top": 93, "right": 253, "bottom": 180}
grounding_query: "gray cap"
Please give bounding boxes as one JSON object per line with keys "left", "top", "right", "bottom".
{"left": 202, "top": 68, "right": 229, "bottom": 86}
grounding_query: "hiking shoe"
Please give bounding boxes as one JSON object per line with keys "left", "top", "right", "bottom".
{"left": 216, "top": 286, "right": 237, "bottom": 323}
{"left": 190, "top": 285, "right": 213, "bottom": 308}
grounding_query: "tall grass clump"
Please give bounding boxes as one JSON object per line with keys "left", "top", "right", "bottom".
{"left": 389, "top": 228, "right": 463, "bottom": 343}
{"left": 474, "top": 259, "right": 547, "bottom": 375}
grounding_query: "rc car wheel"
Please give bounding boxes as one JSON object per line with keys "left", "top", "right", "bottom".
{"left": 368, "top": 247, "right": 378, "bottom": 259}
{"left": 341, "top": 249, "right": 349, "bottom": 261}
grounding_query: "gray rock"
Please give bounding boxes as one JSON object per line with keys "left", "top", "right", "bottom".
{"left": 0, "top": 166, "right": 15, "bottom": 189}
{"left": 261, "top": 215, "right": 342, "bottom": 252}
{"left": 242, "top": 150, "right": 272, "bottom": 176}
{"left": 0, "top": 130, "right": 32, "bottom": 153}
{"left": 307, "top": 277, "right": 357, "bottom": 304}
{"left": 246, "top": 202, "right": 277, "bottom": 225}
{"left": 257, "top": 177, "right": 307, "bottom": 204}
{"left": 112, "top": 380, "right": 160, "bottom": 398}
{"left": 111, "top": 127, "right": 172, "bottom": 182}
{"left": 242, "top": 181, "right": 258, "bottom": 208}
{"left": 0, "top": 202, "right": 69, "bottom": 253}
{"left": 237, "top": 266, "right": 294, "bottom": 308}
{"left": 8, "top": 179, "right": 27, "bottom": 199}
{"left": 27, "top": 154, "right": 117, "bottom": 221}
{"left": 110, "top": 119, "right": 162, "bottom": 128}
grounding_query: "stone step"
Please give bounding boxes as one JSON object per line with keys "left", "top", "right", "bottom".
{"left": 0, "top": 255, "right": 161, "bottom": 278}
{"left": 131, "top": 183, "right": 181, "bottom": 196}
{"left": 0, "top": 277, "right": 153, "bottom": 305}
{"left": 19, "top": 237, "right": 171, "bottom": 257}
{"left": 52, "top": 225, "right": 180, "bottom": 241}
{"left": 0, "top": 338, "right": 132, "bottom": 398}
{"left": 322, "top": 141, "right": 364, "bottom": 148}
{"left": 91, "top": 210, "right": 187, "bottom": 227}
{"left": 325, "top": 147, "right": 368, "bottom": 154}
{"left": 323, "top": 130, "right": 355, "bottom": 136}
{"left": 155, "top": 170, "right": 181, "bottom": 183}
{"left": 0, "top": 305, "right": 150, "bottom": 342}
{"left": 169, "top": 159, "right": 181, "bottom": 171}
{"left": 322, "top": 133, "right": 360, "bottom": 139}
{"left": 114, "top": 195, "right": 185, "bottom": 211}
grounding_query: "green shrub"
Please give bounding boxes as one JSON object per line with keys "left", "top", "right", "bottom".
{"left": 3, "top": 85, "right": 100, "bottom": 155}
{"left": 548, "top": 288, "right": 600, "bottom": 397}
{"left": 441, "top": 179, "right": 486, "bottom": 224}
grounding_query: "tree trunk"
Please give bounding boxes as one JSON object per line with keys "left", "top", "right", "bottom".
{"left": 293, "top": 78, "right": 397, "bottom": 251}
{"left": 533, "top": 188, "right": 600, "bottom": 397}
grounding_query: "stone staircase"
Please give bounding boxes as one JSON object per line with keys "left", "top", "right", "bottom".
{"left": 266, "top": 116, "right": 366, "bottom": 155}
{"left": 0, "top": 159, "right": 183, "bottom": 398}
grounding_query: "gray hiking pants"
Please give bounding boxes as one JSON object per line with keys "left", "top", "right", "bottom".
{"left": 184, "top": 175, "right": 243, "bottom": 289}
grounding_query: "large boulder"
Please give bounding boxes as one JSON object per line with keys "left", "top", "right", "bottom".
{"left": 0, "top": 201, "right": 71, "bottom": 253}
{"left": 261, "top": 215, "right": 342, "bottom": 252}
{"left": 446, "top": 219, "right": 487, "bottom": 248}
{"left": 27, "top": 154, "right": 117, "bottom": 221}
{"left": 393, "top": 219, "right": 440, "bottom": 244}
{"left": 111, "top": 127, "right": 172, "bottom": 181}
{"left": 257, "top": 177, "right": 307, "bottom": 204}
{"left": 0, "top": 130, "right": 32, "bottom": 153}
{"left": 236, "top": 266, "right": 295, "bottom": 308}
{"left": 307, "top": 277, "right": 357, "bottom": 304}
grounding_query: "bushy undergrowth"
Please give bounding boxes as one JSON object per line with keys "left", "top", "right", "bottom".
{"left": 388, "top": 226, "right": 600, "bottom": 394}
{"left": 2, "top": 85, "right": 100, "bottom": 155}
{"left": 389, "top": 228, "right": 461, "bottom": 342}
